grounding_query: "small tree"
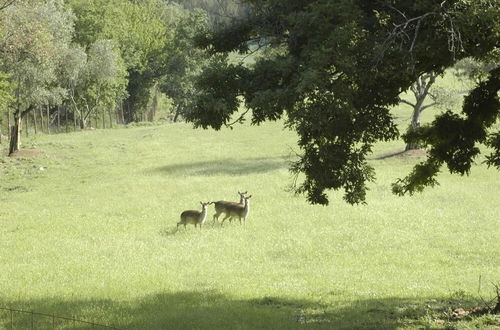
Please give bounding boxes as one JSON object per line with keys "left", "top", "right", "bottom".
{"left": 59, "top": 40, "right": 126, "bottom": 129}
{"left": 399, "top": 72, "right": 437, "bottom": 150}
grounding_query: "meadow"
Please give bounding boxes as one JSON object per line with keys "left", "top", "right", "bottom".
{"left": 0, "top": 100, "right": 499, "bottom": 329}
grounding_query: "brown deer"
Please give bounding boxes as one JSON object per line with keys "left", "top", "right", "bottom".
{"left": 212, "top": 191, "right": 248, "bottom": 225}
{"left": 220, "top": 195, "right": 252, "bottom": 226}
{"left": 177, "top": 201, "right": 213, "bottom": 230}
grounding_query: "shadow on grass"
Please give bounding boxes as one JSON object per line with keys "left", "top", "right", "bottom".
{"left": 151, "top": 156, "right": 289, "bottom": 177}
{"left": 158, "top": 227, "right": 179, "bottom": 236}
{"left": 1, "top": 291, "right": 492, "bottom": 330}
{"left": 373, "top": 149, "right": 427, "bottom": 160}
{"left": 159, "top": 224, "right": 221, "bottom": 237}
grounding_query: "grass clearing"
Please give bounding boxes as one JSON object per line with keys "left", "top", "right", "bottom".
{"left": 1, "top": 111, "right": 499, "bottom": 329}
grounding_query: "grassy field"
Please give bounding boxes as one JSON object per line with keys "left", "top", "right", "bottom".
{"left": 1, "top": 100, "right": 499, "bottom": 329}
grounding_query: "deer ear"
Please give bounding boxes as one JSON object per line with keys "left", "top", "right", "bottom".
{"left": 200, "top": 201, "right": 203, "bottom": 205}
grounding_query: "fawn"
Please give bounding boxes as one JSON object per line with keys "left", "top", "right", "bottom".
{"left": 178, "top": 202, "right": 213, "bottom": 229}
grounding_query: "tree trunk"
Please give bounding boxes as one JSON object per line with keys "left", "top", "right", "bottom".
{"left": 57, "top": 106, "right": 61, "bottom": 132}
{"left": 33, "top": 110, "right": 38, "bottom": 134}
{"left": 405, "top": 105, "right": 423, "bottom": 151}
{"left": 109, "top": 107, "right": 113, "bottom": 128}
{"left": 80, "top": 117, "right": 86, "bottom": 130}
{"left": 120, "top": 101, "right": 125, "bottom": 124}
{"left": 148, "top": 88, "right": 158, "bottom": 121}
{"left": 102, "top": 109, "right": 105, "bottom": 129}
{"left": 46, "top": 105, "right": 50, "bottom": 134}
{"left": 9, "top": 113, "right": 21, "bottom": 155}
{"left": 39, "top": 107, "right": 44, "bottom": 133}
{"left": 73, "top": 108, "right": 77, "bottom": 131}
{"left": 404, "top": 72, "right": 437, "bottom": 151}
{"left": 173, "top": 105, "right": 181, "bottom": 123}
{"left": 25, "top": 114, "right": 29, "bottom": 137}
{"left": 65, "top": 105, "right": 69, "bottom": 133}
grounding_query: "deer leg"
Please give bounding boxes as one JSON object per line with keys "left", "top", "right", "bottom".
{"left": 221, "top": 214, "right": 231, "bottom": 226}
{"left": 213, "top": 212, "right": 220, "bottom": 225}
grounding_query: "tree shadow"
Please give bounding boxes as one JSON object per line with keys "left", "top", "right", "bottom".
{"left": 159, "top": 224, "right": 221, "bottom": 237}
{"left": 158, "top": 226, "right": 179, "bottom": 237}
{"left": 373, "top": 149, "right": 427, "bottom": 160}
{"left": 0, "top": 291, "right": 487, "bottom": 330}
{"left": 151, "top": 156, "right": 289, "bottom": 177}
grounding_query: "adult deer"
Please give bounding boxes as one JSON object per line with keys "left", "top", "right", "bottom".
{"left": 220, "top": 195, "right": 252, "bottom": 226}
{"left": 212, "top": 191, "right": 248, "bottom": 225}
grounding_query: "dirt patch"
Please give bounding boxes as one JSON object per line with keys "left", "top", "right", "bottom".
{"left": 6, "top": 149, "right": 45, "bottom": 158}
{"left": 375, "top": 149, "right": 427, "bottom": 160}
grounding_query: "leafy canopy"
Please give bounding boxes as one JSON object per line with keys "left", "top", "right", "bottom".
{"left": 188, "top": 0, "right": 500, "bottom": 205}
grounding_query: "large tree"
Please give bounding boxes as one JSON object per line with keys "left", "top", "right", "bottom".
{"left": 159, "top": 8, "right": 209, "bottom": 122}
{"left": 187, "top": 0, "right": 500, "bottom": 205}
{"left": 0, "top": 0, "right": 74, "bottom": 155}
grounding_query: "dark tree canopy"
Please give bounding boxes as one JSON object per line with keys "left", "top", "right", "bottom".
{"left": 187, "top": 0, "right": 500, "bottom": 205}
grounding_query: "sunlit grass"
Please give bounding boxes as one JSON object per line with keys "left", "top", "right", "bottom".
{"left": 0, "top": 103, "right": 499, "bottom": 329}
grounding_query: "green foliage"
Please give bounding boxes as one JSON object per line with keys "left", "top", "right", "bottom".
{"left": 59, "top": 40, "right": 127, "bottom": 128}
{"left": 67, "top": 0, "right": 175, "bottom": 122}
{"left": 172, "top": 0, "right": 246, "bottom": 25}
{"left": 0, "top": 68, "right": 12, "bottom": 111}
{"left": 189, "top": 0, "right": 500, "bottom": 204}
{"left": 395, "top": 67, "right": 500, "bottom": 194}
{"left": 159, "top": 8, "right": 209, "bottom": 121}
{"left": 0, "top": 0, "right": 74, "bottom": 112}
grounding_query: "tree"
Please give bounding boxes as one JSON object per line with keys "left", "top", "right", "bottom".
{"left": 0, "top": 0, "right": 74, "bottom": 154}
{"left": 172, "top": 0, "right": 246, "bottom": 26}
{"left": 399, "top": 72, "right": 437, "bottom": 150}
{"left": 68, "top": 0, "right": 176, "bottom": 123}
{"left": 159, "top": 8, "right": 209, "bottom": 122}
{"left": 0, "top": 69, "right": 12, "bottom": 144}
{"left": 187, "top": 0, "right": 499, "bottom": 205}
{"left": 400, "top": 57, "right": 497, "bottom": 151}
{"left": 59, "top": 40, "right": 126, "bottom": 129}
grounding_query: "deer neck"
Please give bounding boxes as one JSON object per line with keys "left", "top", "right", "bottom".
{"left": 200, "top": 206, "right": 208, "bottom": 222}
{"left": 243, "top": 199, "right": 250, "bottom": 216}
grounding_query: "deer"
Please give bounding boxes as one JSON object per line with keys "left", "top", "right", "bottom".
{"left": 212, "top": 191, "right": 248, "bottom": 225}
{"left": 220, "top": 195, "right": 252, "bottom": 226}
{"left": 177, "top": 201, "right": 213, "bottom": 230}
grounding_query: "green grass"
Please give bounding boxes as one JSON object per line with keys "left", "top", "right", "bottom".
{"left": 1, "top": 107, "right": 499, "bottom": 328}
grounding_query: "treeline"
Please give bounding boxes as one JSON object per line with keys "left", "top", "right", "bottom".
{"left": 172, "top": 0, "right": 247, "bottom": 25}
{"left": 0, "top": 0, "right": 211, "bottom": 154}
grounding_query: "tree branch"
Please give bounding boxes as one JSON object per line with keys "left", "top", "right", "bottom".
{"left": 420, "top": 102, "right": 437, "bottom": 111}
{"left": 226, "top": 108, "right": 251, "bottom": 128}
{"left": 0, "top": 0, "right": 15, "bottom": 11}
{"left": 399, "top": 98, "right": 416, "bottom": 107}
